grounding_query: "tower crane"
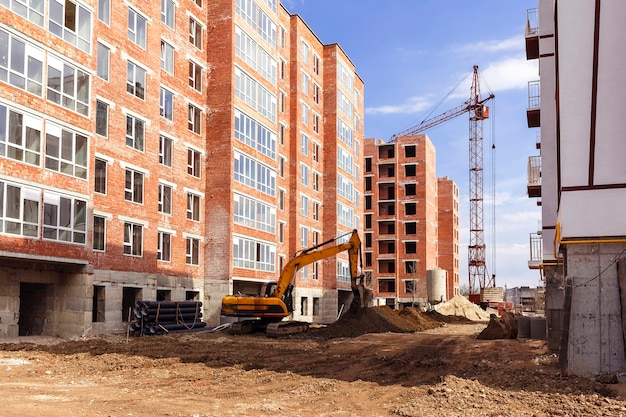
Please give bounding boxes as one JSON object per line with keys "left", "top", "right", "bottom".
{"left": 391, "top": 65, "right": 495, "bottom": 300}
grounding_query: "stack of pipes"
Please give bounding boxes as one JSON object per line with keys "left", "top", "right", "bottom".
{"left": 129, "top": 301, "right": 206, "bottom": 335}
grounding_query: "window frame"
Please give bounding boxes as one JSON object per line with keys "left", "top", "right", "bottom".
{"left": 128, "top": 8, "right": 147, "bottom": 49}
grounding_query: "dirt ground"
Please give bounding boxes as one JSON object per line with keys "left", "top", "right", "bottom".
{"left": 1, "top": 308, "right": 626, "bottom": 417}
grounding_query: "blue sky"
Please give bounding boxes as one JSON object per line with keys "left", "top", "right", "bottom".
{"left": 283, "top": 0, "right": 542, "bottom": 290}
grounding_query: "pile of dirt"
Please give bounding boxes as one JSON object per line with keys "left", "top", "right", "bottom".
{"left": 476, "top": 312, "right": 518, "bottom": 340}
{"left": 311, "top": 306, "right": 444, "bottom": 339}
{"left": 434, "top": 295, "right": 491, "bottom": 321}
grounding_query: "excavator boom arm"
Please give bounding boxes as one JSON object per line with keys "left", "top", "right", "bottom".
{"left": 273, "top": 229, "right": 361, "bottom": 299}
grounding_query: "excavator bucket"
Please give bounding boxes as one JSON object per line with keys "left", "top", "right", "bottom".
{"left": 350, "top": 274, "right": 373, "bottom": 311}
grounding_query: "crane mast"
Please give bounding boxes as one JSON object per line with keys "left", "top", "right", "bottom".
{"left": 391, "top": 65, "right": 495, "bottom": 298}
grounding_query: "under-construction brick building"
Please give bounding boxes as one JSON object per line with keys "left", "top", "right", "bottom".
{"left": 363, "top": 134, "right": 460, "bottom": 308}
{"left": 0, "top": 0, "right": 363, "bottom": 338}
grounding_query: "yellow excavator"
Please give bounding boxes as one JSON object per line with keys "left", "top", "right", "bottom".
{"left": 221, "top": 229, "right": 372, "bottom": 336}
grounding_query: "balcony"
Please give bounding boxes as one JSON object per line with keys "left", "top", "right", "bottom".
{"left": 527, "top": 155, "right": 541, "bottom": 198}
{"left": 535, "top": 131, "right": 541, "bottom": 150}
{"left": 528, "top": 232, "right": 542, "bottom": 269}
{"left": 527, "top": 81, "right": 540, "bottom": 128}
{"left": 525, "top": 8, "right": 539, "bottom": 60}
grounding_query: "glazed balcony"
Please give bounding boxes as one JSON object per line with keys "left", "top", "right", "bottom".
{"left": 527, "top": 155, "right": 541, "bottom": 198}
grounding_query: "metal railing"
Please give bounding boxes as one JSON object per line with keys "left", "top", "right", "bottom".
{"left": 529, "top": 232, "right": 542, "bottom": 268}
{"left": 526, "top": 8, "right": 539, "bottom": 36}
{"left": 528, "top": 81, "right": 540, "bottom": 109}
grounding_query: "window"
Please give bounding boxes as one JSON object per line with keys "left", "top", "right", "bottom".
{"left": 301, "top": 226, "right": 308, "bottom": 248}
{"left": 313, "top": 54, "right": 320, "bottom": 75}
{"left": 313, "top": 83, "right": 321, "bottom": 104}
{"left": 126, "top": 115, "right": 145, "bottom": 151}
{"left": 365, "top": 177, "right": 372, "bottom": 191}
{"left": 405, "top": 242, "right": 417, "bottom": 254}
{"left": 301, "top": 40, "right": 309, "bottom": 64}
{"left": 161, "top": 40, "right": 175, "bottom": 74}
{"left": 301, "top": 195, "right": 308, "bottom": 217}
{"left": 233, "top": 237, "right": 275, "bottom": 271}
{"left": 279, "top": 58, "right": 286, "bottom": 80}
{"left": 44, "top": 125, "right": 88, "bottom": 179}
{"left": 187, "top": 192, "right": 200, "bottom": 221}
{"left": 124, "top": 222, "right": 143, "bottom": 256}
{"left": 47, "top": 57, "right": 89, "bottom": 115}
{"left": 3, "top": 0, "right": 44, "bottom": 25}
{"left": 234, "top": 151, "right": 276, "bottom": 196}
{"left": 159, "top": 135, "right": 173, "bottom": 167}
{"left": 158, "top": 231, "right": 172, "bottom": 261}
{"left": 278, "top": 222, "right": 284, "bottom": 243}
{"left": 278, "top": 156, "right": 285, "bottom": 177}
{"left": 405, "top": 145, "right": 416, "bottom": 158}
{"left": 301, "top": 71, "right": 309, "bottom": 95}
{"left": 97, "top": 43, "right": 110, "bottom": 81}
{"left": 405, "top": 261, "right": 417, "bottom": 274}
{"left": 94, "top": 158, "right": 107, "bottom": 194}
{"left": 301, "top": 134, "right": 309, "bottom": 155}
{"left": 188, "top": 148, "right": 201, "bottom": 177}
{"left": 161, "top": 0, "right": 175, "bottom": 29}
{"left": 0, "top": 30, "right": 44, "bottom": 96}
{"left": 93, "top": 215, "right": 106, "bottom": 251}
{"left": 365, "top": 252, "right": 372, "bottom": 267}
{"left": 193, "top": 0, "right": 202, "bottom": 7}
{"left": 188, "top": 103, "right": 201, "bottom": 134}
{"left": 42, "top": 192, "right": 86, "bottom": 243}
{"left": 234, "top": 194, "right": 276, "bottom": 233}
{"left": 189, "top": 17, "right": 202, "bottom": 49}
{"left": 280, "top": 91, "right": 286, "bottom": 113}
{"left": 313, "top": 113, "right": 320, "bottom": 134}
{"left": 49, "top": 0, "right": 92, "bottom": 52}
{"left": 405, "top": 164, "right": 416, "bottom": 177}
{"left": 160, "top": 87, "right": 174, "bottom": 121}
{"left": 186, "top": 237, "right": 200, "bottom": 265}
{"left": 0, "top": 104, "right": 42, "bottom": 166}
{"left": 312, "top": 143, "right": 320, "bottom": 163}
{"left": 313, "top": 202, "right": 320, "bottom": 221}
{"left": 313, "top": 172, "right": 320, "bottom": 191}
{"left": 0, "top": 182, "right": 39, "bottom": 237}
{"left": 365, "top": 157, "right": 372, "bottom": 172}
{"left": 98, "top": 0, "right": 110, "bottom": 24}
{"left": 365, "top": 195, "right": 372, "bottom": 210}
{"left": 365, "top": 233, "right": 372, "bottom": 248}
{"left": 405, "top": 222, "right": 417, "bottom": 235}
{"left": 158, "top": 183, "right": 172, "bottom": 214}
{"left": 128, "top": 8, "right": 147, "bottom": 48}
{"left": 406, "top": 203, "right": 416, "bottom": 215}
{"left": 96, "top": 100, "right": 108, "bottom": 137}
{"left": 278, "top": 189, "right": 284, "bottom": 210}
{"left": 124, "top": 169, "right": 144, "bottom": 204}
{"left": 365, "top": 214, "right": 372, "bottom": 229}
{"left": 301, "top": 164, "right": 309, "bottom": 186}
{"left": 301, "top": 102, "right": 309, "bottom": 125}
{"left": 234, "top": 110, "right": 276, "bottom": 159}
{"left": 405, "top": 183, "right": 416, "bottom": 196}
{"left": 189, "top": 61, "right": 202, "bottom": 92}
{"left": 126, "top": 62, "right": 146, "bottom": 100}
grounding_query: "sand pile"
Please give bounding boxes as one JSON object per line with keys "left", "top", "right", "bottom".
{"left": 312, "top": 306, "right": 444, "bottom": 339}
{"left": 434, "top": 295, "right": 490, "bottom": 321}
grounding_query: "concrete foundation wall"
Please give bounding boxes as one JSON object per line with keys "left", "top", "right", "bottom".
{"left": 567, "top": 244, "right": 626, "bottom": 376}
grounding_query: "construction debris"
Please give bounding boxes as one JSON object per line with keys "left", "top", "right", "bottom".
{"left": 129, "top": 301, "right": 206, "bottom": 336}
{"left": 476, "top": 312, "right": 518, "bottom": 340}
{"left": 433, "top": 295, "right": 491, "bottom": 321}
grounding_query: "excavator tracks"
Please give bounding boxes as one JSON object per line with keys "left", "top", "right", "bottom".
{"left": 266, "top": 321, "right": 309, "bottom": 337}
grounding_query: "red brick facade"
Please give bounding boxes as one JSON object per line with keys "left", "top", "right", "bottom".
{"left": 363, "top": 135, "right": 459, "bottom": 308}
{"left": 0, "top": 0, "right": 363, "bottom": 337}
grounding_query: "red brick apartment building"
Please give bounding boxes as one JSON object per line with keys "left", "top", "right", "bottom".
{"left": 363, "top": 135, "right": 459, "bottom": 308}
{"left": 0, "top": 0, "right": 363, "bottom": 338}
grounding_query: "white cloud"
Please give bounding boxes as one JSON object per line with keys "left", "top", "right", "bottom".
{"left": 365, "top": 94, "right": 433, "bottom": 115}
{"left": 454, "top": 36, "right": 524, "bottom": 54}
